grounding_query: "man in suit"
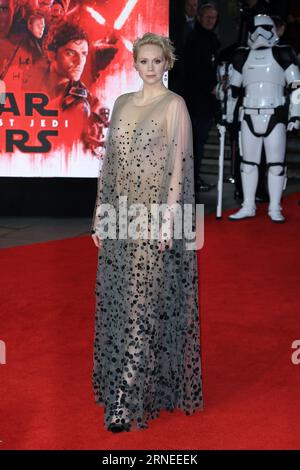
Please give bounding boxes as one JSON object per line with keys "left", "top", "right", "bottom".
{"left": 184, "top": 0, "right": 199, "bottom": 41}
{"left": 184, "top": 3, "right": 220, "bottom": 196}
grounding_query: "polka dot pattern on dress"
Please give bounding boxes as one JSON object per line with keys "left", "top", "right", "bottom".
{"left": 91, "top": 91, "right": 203, "bottom": 430}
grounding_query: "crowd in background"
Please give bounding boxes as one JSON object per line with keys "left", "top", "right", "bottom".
{"left": 169, "top": 0, "right": 300, "bottom": 199}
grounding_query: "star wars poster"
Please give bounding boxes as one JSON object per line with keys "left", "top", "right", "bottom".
{"left": 0, "top": 0, "right": 169, "bottom": 177}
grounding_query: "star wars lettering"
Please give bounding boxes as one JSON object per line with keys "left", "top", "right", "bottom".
{"left": 0, "top": 92, "right": 59, "bottom": 152}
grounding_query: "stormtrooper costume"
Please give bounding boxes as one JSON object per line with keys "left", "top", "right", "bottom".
{"left": 227, "top": 15, "right": 300, "bottom": 222}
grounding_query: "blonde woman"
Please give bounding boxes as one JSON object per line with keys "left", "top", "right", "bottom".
{"left": 91, "top": 32, "right": 203, "bottom": 433}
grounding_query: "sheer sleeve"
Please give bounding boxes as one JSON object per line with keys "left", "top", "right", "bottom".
{"left": 160, "top": 95, "right": 195, "bottom": 240}
{"left": 90, "top": 98, "right": 120, "bottom": 234}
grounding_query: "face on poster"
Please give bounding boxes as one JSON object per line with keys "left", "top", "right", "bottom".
{"left": 0, "top": 0, "right": 169, "bottom": 177}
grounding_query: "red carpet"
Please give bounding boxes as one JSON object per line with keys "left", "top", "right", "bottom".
{"left": 0, "top": 193, "right": 299, "bottom": 450}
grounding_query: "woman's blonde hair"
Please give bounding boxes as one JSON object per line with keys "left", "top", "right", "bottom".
{"left": 133, "top": 32, "right": 176, "bottom": 70}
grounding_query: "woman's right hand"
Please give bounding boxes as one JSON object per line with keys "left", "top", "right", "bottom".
{"left": 92, "top": 233, "right": 102, "bottom": 248}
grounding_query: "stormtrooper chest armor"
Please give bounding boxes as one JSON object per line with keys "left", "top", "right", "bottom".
{"left": 242, "top": 48, "right": 286, "bottom": 109}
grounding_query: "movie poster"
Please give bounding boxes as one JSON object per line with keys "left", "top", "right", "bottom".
{"left": 0, "top": 0, "right": 169, "bottom": 177}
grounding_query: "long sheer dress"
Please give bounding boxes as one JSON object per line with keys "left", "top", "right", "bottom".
{"left": 91, "top": 90, "right": 203, "bottom": 430}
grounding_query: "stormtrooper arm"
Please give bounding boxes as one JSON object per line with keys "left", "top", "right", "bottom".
{"left": 287, "top": 77, "right": 300, "bottom": 131}
{"left": 284, "top": 53, "right": 300, "bottom": 131}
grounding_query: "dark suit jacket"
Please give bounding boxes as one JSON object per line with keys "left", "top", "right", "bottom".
{"left": 183, "top": 22, "right": 220, "bottom": 118}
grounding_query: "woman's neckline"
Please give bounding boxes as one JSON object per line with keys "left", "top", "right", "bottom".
{"left": 130, "top": 90, "right": 172, "bottom": 107}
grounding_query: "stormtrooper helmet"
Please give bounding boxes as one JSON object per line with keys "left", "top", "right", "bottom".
{"left": 248, "top": 15, "right": 279, "bottom": 49}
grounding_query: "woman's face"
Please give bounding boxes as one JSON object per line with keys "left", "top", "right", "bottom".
{"left": 135, "top": 44, "right": 168, "bottom": 86}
